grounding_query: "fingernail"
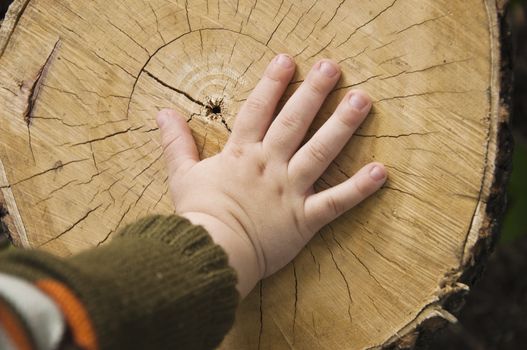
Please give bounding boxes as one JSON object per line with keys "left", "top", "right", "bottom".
{"left": 369, "top": 165, "right": 386, "bottom": 181}
{"left": 276, "top": 54, "right": 293, "bottom": 68}
{"left": 349, "top": 92, "right": 370, "bottom": 111}
{"left": 319, "top": 61, "right": 338, "bottom": 77}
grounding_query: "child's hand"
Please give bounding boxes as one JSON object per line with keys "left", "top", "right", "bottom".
{"left": 156, "top": 55, "right": 387, "bottom": 297}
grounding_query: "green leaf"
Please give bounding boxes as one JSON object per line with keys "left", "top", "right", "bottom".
{"left": 501, "top": 139, "right": 527, "bottom": 242}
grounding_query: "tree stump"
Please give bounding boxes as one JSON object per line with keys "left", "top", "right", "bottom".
{"left": 0, "top": 0, "right": 512, "bottom": 349}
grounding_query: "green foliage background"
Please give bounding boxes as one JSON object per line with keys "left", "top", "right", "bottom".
{"left": 501, "top": 0, "right": 527, "bottom": 242}
{"left": 501, "top": 141, "right": 527, "bottom": 242}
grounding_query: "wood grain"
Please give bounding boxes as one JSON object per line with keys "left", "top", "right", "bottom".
{"left": 0, "top": 0, "right": 510, "bottom": 349}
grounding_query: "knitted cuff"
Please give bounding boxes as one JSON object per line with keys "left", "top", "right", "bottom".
{"left": 0, "top": 215, "right": 239, "bottom": 350}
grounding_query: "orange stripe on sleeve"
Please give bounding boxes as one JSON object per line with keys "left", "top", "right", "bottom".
{"left": 0, "top": 299, "right": 33, "bottom": 350}
{"left": 36, "top": 279, "right": 99, "bottom": 350}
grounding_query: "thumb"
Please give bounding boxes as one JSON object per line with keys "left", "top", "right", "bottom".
{"left": 156, "top": 108, "right": 199, "bottom": 175}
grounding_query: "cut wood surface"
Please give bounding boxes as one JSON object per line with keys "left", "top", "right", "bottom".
{"left": 0, "top": 0, "right": 511, "bottom": 349}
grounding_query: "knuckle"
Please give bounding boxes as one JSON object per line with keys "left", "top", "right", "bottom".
{"left": 307, "top": 139, "right": 330, "bottom": 164}
{"left": 325, "top": 195, "right": 342, "bottom": 217}
{"left": 338, "top": 111, "right": 362, "bottom": 130}
{"left": 257, "top": 160, "right": 266, "bottom": 175}
{"left": 279, "top": 109, "right": 303, "bottom": 130}
{"left": 226, "top": 142, "right": 245, "bottom": 158}
{"left": 244, "top": 96, "right": 268, "bottom": 114}
{"left": 353, "top": 178, "right": 370, "bottom": 197}
{"left": 162, "top": 133, "right": 183, "bottom": 152}
{"left": 305, "top": 79, "right": 326, "bottom": 96}
{"left": 264, "top": 68, "right": 285, "bottom": 84}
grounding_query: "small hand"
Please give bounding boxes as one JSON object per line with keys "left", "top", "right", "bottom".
{"left": 157, "top": 54, "right": 387, "bottom": 297}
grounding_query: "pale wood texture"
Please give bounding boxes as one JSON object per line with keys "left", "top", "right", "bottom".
{"left": 0, "top": 0, "right": 509, "bottom": 349}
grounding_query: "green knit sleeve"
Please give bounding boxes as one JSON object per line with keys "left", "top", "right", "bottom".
{"left": 0, "top": 215, "right": 240, "bottom": 350}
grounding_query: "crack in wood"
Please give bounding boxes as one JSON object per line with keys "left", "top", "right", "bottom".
{"left": 336, "top": 0, "right": 399, "bottom": 48}
{"left": 98, "top": 139, "right": 151, "bottom": 165}
{"left": 148, "top": 178, "right": 169, "bottom": 213}
{"left": 38, "top": 204, "right": 102, "bottom": 247}
{"left": 68, "top": 126, "right": 142, "bottom": 147}
{"left": 184, "top": 0, "right": 191, "bottom": 31}
{"left": 308, "top": 245, "right": 321, "bottom": 280}
{"left": 148, "top": 2, "right": 166, "bottom": 44}
{"left": 107, "top": 20, "right": 150, "bottom": 56}
{"left": 272, "top": 0, "right": 285, "bottom": 20}
{"left": 133, "top": 17, "right": 147, "bottom": 35}
{"left": 363, "top": 238, "right": 407, "bottom": 272}
{"left": 331, "top": 159, "right": 349, "bottom": 179}
{"left": 316, "top": 176, "right": 332, "bottom": 191}
{"left": 144, "top": 70, "right": 205, "bottom": 107}
{"left": 89, "top": 119, "right": 129, "bottom": 130}
{"left": 0, "top": 85, "right": 16, "bottom": 96}
{"left": 40, "top": 84, "right": 86, "bottom": 104}
{"left": 379, "top": 54, "right": 406, "bottom": 66}
{"left": 320, "top": 0, "right": 347, "bottom": 30}
{"left": 96, "top": 175, "right": 124, "bottom": 206}
{"left": 307, "top": 33, "right": 337, "bottom": 59}
{"left": 133, "top": 178, "right": 156, "bottom": 207}
{"left": 57, "top": 54, "right": 93, "bottom": 76}
{"left": 246, "top": 0, "right": 258, "bottom": 25}
{"left": 354, "top": 131, "right": 436, "bottom": 139}
{"left": 233, "top": 50, "right": 265, "bottom": 90}
{"left": 54, "top": 1, "right": 86, "bottom": 22}
{"left": 392, "top": 14, "right": 448, "bottom": 35}
{"left": 143, "top": 67, "right": 233, "bottom": 133}
{"left": 380, "top": 58, "right": 473, "bottom": 81}
{"left": 266, "top": 3, "right": 294, "bottom": 46}
{"left": 199, "top": 29, "right": 204, "bottom": 56}
{"left": 227, "top": 37, "right": 238, "bottom": 64}
{"left": 375, "top": 90, "right": 482, "bottom": 103}
{"left": 220, "top": 117, "right": 232, "bottom": 133}
{"left": 34, "top": 179, "right": 77, "bottom": 206}
{"left": 301, "top": 10, "right": 324, "bottom": 42}
{"left": 332, "top": 74, "right": 382, "bottom": 92}
{"left": 80, "top": 88, "right": 129, "bottom": 99}
{"left": 285, "top": 0, "right": 317, "bottom": 40}
{"left": 141, "top": 127, "right": 159, "bottom": 133}
{"left": 61, "top": 25, "right": 83, "bottom": 41}
{"left": 131, "top": 151, "right": 163, "bottom": 181}
{"left": 337, "top": 46, "right": 368, "bottom": 64}
{"left": 0, "top": 158, "right": 90, "bottom": 190}
{"left": 92, "top": 50, "right": 136, "bottom": 78}
{"left": 293, "top": 45, "right": 309, "bottom": 58}
{"left": 372, "top": 39, "right": 396, "bottom": 52}
{"left": 22, "top": 39, "right": 61, "bottom": 162}
{"left": 0, "top": 0, "right": 30, "bottom": 57}
{"left": 320, "top": 232, "right": 353, "bottom": 322}
{"left": 97, "top": 202, "right": 133, "bottom": 246}
{"left": 333, "top": 231, "right": 389, "bottom": 294}
{"left": 30, "top": 115, "right": 88, "bottom": 128}
{"left": 77, "top": 168, "right": 109, "bottom": 186}
{"left": 328, "top": 226, "right": 389, "bottom": 318}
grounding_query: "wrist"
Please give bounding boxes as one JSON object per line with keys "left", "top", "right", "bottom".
{"left": 180, "top": 212, "right": 261, "bottom": 298}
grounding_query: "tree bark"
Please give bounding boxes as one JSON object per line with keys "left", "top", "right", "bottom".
{"left": 0, "top": 0, "right": 512, "bottom": 349}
